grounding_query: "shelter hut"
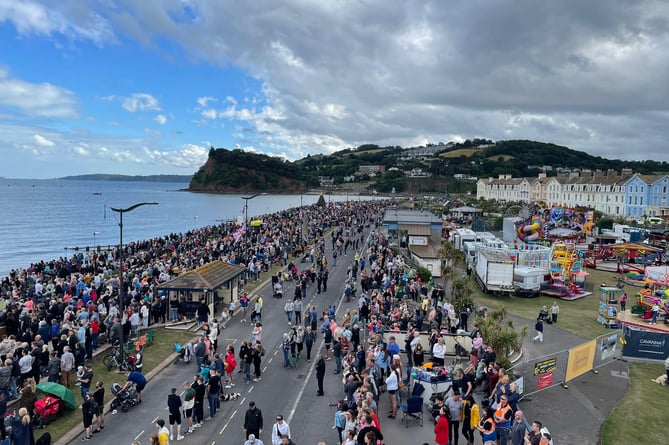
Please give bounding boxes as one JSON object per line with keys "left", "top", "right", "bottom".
{"left": 156, "top": 260, "right": 246, "bottom": 321}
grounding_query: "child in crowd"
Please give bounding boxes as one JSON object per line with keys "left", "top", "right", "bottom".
{"left": 75, "top": 366, "right": 84, "bottom": 386}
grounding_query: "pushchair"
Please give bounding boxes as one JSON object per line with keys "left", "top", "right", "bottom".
{"left": 110, "top": 382, "right": 138, "bottom": 413}
{"left": 33, "top": 396, "right": 62, "bottom": 427}
{"left": 273, "top": 282, "right": 283, "bottom": 299}
{"left": 538, "top": 307, "right": 550, "bottom": 323}
{"left": 174, "top": 341, "right": 193, "bottom": 364}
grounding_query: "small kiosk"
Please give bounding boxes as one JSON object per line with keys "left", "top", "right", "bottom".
{"left": 596, "top": 286, "right": 623, "bottom": 328}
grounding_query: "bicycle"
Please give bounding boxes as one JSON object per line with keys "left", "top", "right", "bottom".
{"left": 103, "top": 346, "right": 135, "bottom": 372}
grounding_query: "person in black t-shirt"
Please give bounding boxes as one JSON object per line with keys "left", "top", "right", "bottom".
{"left": 167, "top": 387, "right": 184, "bottom": 440}
{"left": 207, "top": 369, "right": 221, "bottom": 419}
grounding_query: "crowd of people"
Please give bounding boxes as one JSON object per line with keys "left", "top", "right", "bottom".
{"left": 0, "top": 199, "right": 389, "bottom": 444}
{"left": 267, "top": 223, "right": 554, "bottom": 445}
{"left": 0, "top": 194, "right": 554, "bottom": 445}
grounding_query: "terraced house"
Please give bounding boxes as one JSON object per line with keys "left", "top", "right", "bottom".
{"left": 477, "top": 169, "right": 669, "bottom": 219}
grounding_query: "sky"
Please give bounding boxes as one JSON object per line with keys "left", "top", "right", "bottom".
{"left": 1, "top": 0, "right": 669, "bottom": 179}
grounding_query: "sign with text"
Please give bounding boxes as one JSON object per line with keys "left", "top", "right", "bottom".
{"left": 537, "top": 372, "right": 553, "bottom": 390}
{"left": 533, "top": 357, "right": 557, "bottom": 376}
{"left": 622, "top": 328, "right": 669, "bottom": 360}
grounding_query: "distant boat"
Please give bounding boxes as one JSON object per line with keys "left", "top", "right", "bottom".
{"left": 92, "top": 192, "right": 102, "bottom": 195}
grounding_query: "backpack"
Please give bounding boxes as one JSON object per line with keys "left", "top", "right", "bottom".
{"left": 87, "top": 399, "right": 98, "bottom": 416}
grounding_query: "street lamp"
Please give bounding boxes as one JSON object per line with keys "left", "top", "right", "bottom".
{"left": 110, "top": 201, "right": 159, "bottom": 313}
{"left": 92, "top": 231, "right": 99, "bottom": 275}
{"left": 241, "top": 194, "right": 261, "bottom": 244}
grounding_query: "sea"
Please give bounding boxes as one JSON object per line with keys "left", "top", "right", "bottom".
{"left": 0, "top": 178, "right": 370, "bottom": 278}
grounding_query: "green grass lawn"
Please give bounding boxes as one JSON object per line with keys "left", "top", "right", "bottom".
{"left": 600, "top": 362, "right": 667, "bottom": 445}
{"left": 471, "top": 266, "right": 634, "bottom": 340}
{"left": 34, "top": 329, "right": 192, "bottom": 442}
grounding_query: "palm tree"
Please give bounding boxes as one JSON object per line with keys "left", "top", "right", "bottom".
{"left": 439, "top": 241, "right": 459, "bottom": 294}
{"left": 451, "top": 277, "right": 475, "bottom": 312}
{"left": 476, "top": 307, "right": 527, "bottom": 370}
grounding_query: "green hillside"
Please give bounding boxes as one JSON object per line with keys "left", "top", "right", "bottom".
{"left": 188, "top": 141, "right": 669, "bottom": 193}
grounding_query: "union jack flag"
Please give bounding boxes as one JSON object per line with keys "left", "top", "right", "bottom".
{"left": 233, "top": 224, "right": 246, "bottom": 242}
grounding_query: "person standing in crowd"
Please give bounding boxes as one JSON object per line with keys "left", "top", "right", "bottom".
{"left": 156, "top": 419, "right": 170, "bottom": 445}
{"left": 316, "top": 354, "right": 326, "bottom": 396}
{"left": 550, "top": 302, "right": 559, "bottom": 324}
{"left": 77, "top": 363, "right": 94, "bottom": 400}
{"left": 92, "top": 381, "right": 105, "bottom": 434}
{"left": 304, "top": 326, "right": 316, "bottom": 363}
{"left": 462, "top": 394, "right": 479, "bottom": 445}
{"left": 133, "top": 345, "right": 144, "bottom": 374}
{"left": 271, "top": 415, "right": 291, "bottom": 445}
{"left": 46, "top": 351, "right": 61, "bottom": 383}
{"left": 650, "top": 301, "right": 660, "bottom": 324}
{"left": 10, "top": 407, "right": 35, "bottom": 445}
{"left": 620, "top": 291, "right": 627, "bottom": 312}
{"left": 477, "top": 406, "right": 497, "bottom": 445}
{"left": 0, "top": 392, "right": 6, "bottom": 442}
{"left": 252, "top": 342, "right": 263, "bottom": 382}
{"left": 511, "top": 410, "right": 529, "bottom": 445}
{"left": 244, "top": 401, "right": 263, "bottom": 440}
{"left": 192, "top": 375, "right": 206, "bottom": 427}
{"left": 182, "top": 381, "right": 195, "bottom": 435}
{"left": 207, "top": 369, "right": 221, "bottom": 419}
{"left": 445, "top": 391, "right": 463, "bottom": 445}
{"left": 434, "top": 405, "right": 450, "bottom": 445}
{"left": 494, "top": 395, "right": 513, "bottom": 445}
{"left": 81, "top": 392, "right": 97, "bottom": 441}
{"left": 524, "top": 420, "right": 544, "bottom": 445}
{"left": 167, "top": 387, "right": 184, "bottom": 441}
{"left": 244, "top": 434, "right": 264, "bottom": 445}
{"left": 284, "top": 299, "right": 294, "bottom": 326}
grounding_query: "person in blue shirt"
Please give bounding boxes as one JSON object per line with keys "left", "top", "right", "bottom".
{"left": 387, "top": 336, "right": 401, "bottom": 357}
{"left": 123, "top": 370, "right": 147, "bottom": 403}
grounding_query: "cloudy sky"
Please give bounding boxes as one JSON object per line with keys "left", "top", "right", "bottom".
{"left": 1, "top": 0, "right": 668, "bottom": 179}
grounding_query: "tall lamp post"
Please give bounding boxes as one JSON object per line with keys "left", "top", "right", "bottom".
{"left": 93, "top": 231, "right": 99, "bottom": 275}
{"left": 241, "top": 194, "right": 261, "bottom": 245}
{"left": 110, "top": 201, "right": 159, "bottom": 313}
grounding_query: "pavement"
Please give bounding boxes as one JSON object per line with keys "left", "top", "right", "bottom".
{"left": 53, "top": 233, "right": 630, "bottom": 445}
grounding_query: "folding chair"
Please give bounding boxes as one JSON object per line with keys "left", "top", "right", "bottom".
{"left": 146, "top": 329, "right": 155, "bottom": 344}
{"left": 400, "top": 396, "right": 424, "bottom": 428}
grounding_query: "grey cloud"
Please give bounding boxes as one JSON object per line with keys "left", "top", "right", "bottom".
{"left": 10, "top": 0, "right": 669, "bottom": 161}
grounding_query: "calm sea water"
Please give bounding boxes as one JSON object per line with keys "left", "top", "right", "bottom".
{"left": 0, "top": 178, "right": 366, "bottom": 277}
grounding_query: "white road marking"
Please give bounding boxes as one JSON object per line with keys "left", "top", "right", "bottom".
{"left": 134, "top": 430, "right": 145, "bottom": 440}
{"left": 151, "top": 416, "right": 159, "bottom": 423}
{"left": 219, "top": 409, "right": 237, "bottom": 434}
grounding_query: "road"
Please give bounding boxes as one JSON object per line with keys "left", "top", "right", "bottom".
{"left": 82, "top": 226, "right": 378, "bottom": 445}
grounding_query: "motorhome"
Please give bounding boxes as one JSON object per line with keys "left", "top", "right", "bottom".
{"left": 513, "top": 266, "right": 549, "bottom": 297}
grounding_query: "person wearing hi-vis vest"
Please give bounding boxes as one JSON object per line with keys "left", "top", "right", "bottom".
{"left": 494, "top": 395, "right": 514, "bottom": 445}
{"left": 477, "top": 406, "right": 497, "bottom": 445}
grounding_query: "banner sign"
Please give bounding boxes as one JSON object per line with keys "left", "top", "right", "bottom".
{"left": 622, "top": 327, "right": 669, "bottom": 360}
{"left": 566, "top": 340, "right": 596, "bottom": 382}
{"left": 533, "top": 358, "right": 557, "bottom": 376}
{"left": 537, "top": 372, "right": 553, "bottom": 390}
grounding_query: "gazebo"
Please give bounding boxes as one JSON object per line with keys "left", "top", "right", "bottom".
{"left": 156, "top": 260, "right": 246, "bottom": 320}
